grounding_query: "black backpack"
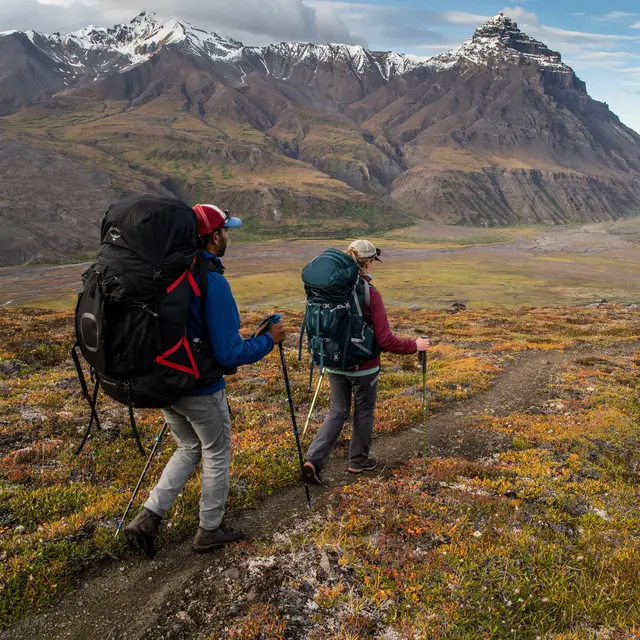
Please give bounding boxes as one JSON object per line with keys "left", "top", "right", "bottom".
{"left": 300, "top": 249, "right": 380, "bottom": 371}
{"left": 74, "top": 194, "right": 228, "bottom": 410}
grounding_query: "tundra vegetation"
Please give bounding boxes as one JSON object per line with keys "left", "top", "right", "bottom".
{"left": 0, "top": 305, "right": 639, "bottom": 638}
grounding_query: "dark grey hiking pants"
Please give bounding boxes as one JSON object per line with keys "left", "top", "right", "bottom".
{"left": 305, "top": 371, "right": 379, "bottom": 473}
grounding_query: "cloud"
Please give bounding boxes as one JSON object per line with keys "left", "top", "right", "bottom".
{"left": 0, "top": 0, "right": 489, "bottom": 50}
{"left": 565, "top": 56, "right": 640, "bottom": 71}
{"left": 440, "top": 11, "right": 491, "bottom": 25}
{"left": 0, "top": 0, "right": 365, "bottom": 45}
{"left": 632, "top": 21, "right": 640, "bottom": 29}
{"left": 567, "top": 10, "right": 639, "bottom": 24}
{"left": 306, "top": 1, "right": 475, "bottom": 49}
{"left": 0, "top": 0, "right": 103, "bottom": 33}
{"left": 576, "top": 51, "right": 638, "bottom": 60}
{"left": 2, "top": 0, "right": 638, "bottom": 61}
{"left": 502, "top": 6, "right": 640, "bottom": 52}
{"left": 545, "top": 25, "right": 635, "bottom": 43}
{"left": 595, "top": 11, "right": 638, "bottom": 22}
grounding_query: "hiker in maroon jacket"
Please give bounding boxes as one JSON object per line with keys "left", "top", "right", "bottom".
{"left": 302, "top": 239, "right": 430, "bottom": 484}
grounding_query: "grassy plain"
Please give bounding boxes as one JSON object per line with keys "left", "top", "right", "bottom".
{"left": 4, "top": 219, "right": 640, "bottom": 311}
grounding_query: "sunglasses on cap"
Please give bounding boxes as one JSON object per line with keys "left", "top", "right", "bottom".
{"left": 221, "top": 210, "right": 243, "bottom": 229}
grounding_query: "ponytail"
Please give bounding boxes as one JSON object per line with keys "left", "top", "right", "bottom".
{"left": 346, "top": 247, "right": 371, "bottom": 273}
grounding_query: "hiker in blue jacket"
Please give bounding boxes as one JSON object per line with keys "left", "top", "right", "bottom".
{"left": 125, "top": 204, "right": 285, "bottom": 556}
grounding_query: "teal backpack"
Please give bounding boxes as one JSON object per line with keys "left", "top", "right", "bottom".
{"left": 300, "top": 249, "right": 381, "bottom": 373}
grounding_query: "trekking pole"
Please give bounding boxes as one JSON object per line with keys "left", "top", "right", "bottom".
{"left": 115, "top": 422, "right": 169, "bottom": 537}
{"left": 279, "top": 343, "right": 312, "bottom": 511}
{"left": 252, "top": 314, "right": 312, "bottom": 511}
{"left": 419, "top": 337, "right": 428, "bottom": 458}
{"left": 302, "top": 369, "right": 325, "bottom": 440}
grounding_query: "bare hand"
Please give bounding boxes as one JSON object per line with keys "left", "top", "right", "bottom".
{"left": 416, "top": 337, "right": 430, "bottom": 351}
{"left": 269, "top": 321, "right": 286, "bottom": 345}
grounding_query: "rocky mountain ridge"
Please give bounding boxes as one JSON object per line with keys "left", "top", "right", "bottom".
{"left": 0, "top": 11, "right": 431, "bottom": 113}
{"left": 0, "top": 12, "right": 639, "bottom": 265}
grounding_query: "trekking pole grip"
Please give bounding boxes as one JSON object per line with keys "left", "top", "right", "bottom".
{"left": 418, "top": 335, "right": 428, "bottom": 365}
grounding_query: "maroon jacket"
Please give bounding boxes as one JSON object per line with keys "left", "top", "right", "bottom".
{"left": 357, "top": 276, "right": 417, "bottom": 370}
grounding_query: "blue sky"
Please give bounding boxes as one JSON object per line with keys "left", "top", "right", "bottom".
{"left": 2, "top": 0, "right": 640, "bottom": 132}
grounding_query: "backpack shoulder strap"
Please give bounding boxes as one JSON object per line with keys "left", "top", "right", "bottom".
{"left": 198, "top": 255, "right": 209, "bottom": 334}
{"left": 196, "top": 255, "right": 224, "bottom": 336}
{"left": 352, "top": 277, "right": 364, "bottom": 317}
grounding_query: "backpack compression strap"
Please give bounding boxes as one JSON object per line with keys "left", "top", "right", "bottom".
{"left": 167, "top": 261, "right": 200, "bottom": 295}
{"left": 155, "top": 336, "right": 200, "bottom": 376}
{"left": 154, "top": 256, "right": 211, "bottom": 378}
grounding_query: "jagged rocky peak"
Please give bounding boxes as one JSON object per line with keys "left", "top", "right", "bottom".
{"left": 427, "top": 12, "right": 571, "bottom": 74}
{"left": 13, "top": 11, "right": 246, "bottom": 73}
{"left": 66, "top": 12, "right": 243, "bottom": 59}
{"left": 62, "top": 11, "right": 161, "bottom": 51}
{"left": 473, "top": 13, "right": 562, "bottom": 62}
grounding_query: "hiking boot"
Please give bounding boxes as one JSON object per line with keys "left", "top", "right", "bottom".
{"left": 347, "top": 457, "right": 378, "bottom": 474}
{"left": 192, "top": 523, "right": 246, "bottom": 554}
{"left": 303, "top": 461, "right": 322, "bottom": 485}
{"left": 123, "top": 507, "right": 162, "bottom": 559}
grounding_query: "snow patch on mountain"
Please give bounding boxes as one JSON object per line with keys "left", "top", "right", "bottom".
{"left": 258, "top": 42, "right": 429, "bottom": 82}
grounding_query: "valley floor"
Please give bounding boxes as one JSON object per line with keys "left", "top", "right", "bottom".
{"left": 1, "top": 306, "right": 639, "bottom": 638}
{"left": 2, "top": 219, "right": 640, "bottom": 310}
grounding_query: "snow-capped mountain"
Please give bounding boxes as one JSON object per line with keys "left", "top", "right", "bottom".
{"left": 0, "top": 12, "right": 429, "bottom": 96}
{"left": 0, "top": 11, "right": 438, "bottom": 113}
{"left": 0, "top": 11, "right": 588, "bottom": 114}
{"left": 39, "top": 12, "right": 244, "bottom": 67}
{"left": 2, "top": 11, "right": 640, "bottom": 266}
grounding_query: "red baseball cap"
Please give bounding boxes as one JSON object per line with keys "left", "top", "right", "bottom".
{"left": 193, "top": 204, "right": 242, "bottom": 235}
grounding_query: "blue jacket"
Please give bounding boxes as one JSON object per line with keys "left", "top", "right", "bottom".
{"left": 187, "top": 252, "right": 274, "bottom": 395}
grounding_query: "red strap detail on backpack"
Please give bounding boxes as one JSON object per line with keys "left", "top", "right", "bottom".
{"left": 155, "top": 336, "right": 200, "bottom": 379}
{"left": 166, "top": 264, "right": 201, "bottom": 296}
{"left": 166, "top": 270, "right": 188, "bottom": 294}
{"left": 183, "top": 336, "right": 199, "bottom": 378}
{"left": 187, "top": 270, "right": 200, "bottom": 296}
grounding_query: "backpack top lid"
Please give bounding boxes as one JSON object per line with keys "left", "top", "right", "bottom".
{"left": 302, "top": 248, "right": 359, "bottom": 302}
{"left": 101, "top": 194, "right": 198, "bottom": 266}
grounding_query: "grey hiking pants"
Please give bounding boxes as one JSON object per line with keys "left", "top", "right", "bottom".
{"left": 305, "top": 371, "right": 379, "bottom": 473}
{"left": 145, "top": 389, "right": 231, "bottom": 531}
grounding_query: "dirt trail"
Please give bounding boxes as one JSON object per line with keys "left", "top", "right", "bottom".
{"left": 3, "top": 342, "right": 636, "bottom": 640}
